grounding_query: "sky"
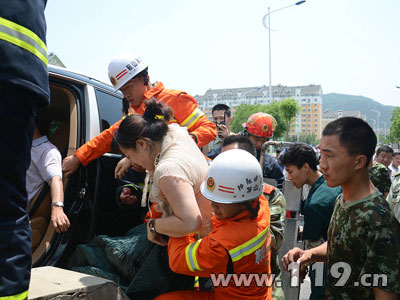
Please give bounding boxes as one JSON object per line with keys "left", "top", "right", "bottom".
{"left": 45, "top": 0, "right": 400, "bottom": 107}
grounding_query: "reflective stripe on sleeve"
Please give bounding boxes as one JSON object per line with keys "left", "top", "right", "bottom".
{"left": 185, "top": 239, "right": 203, "bottom": 272}
{"left": 180, "top": 108, "right": 204, "bottom": 130}
{"left": 0, "top": 290, "right": 28, "bottom": 300}
{"left": 229, "top": 226, "right": 270, "bottom": 262}
{"left": 0, "top": 17, "right": 48, "bottom": 66}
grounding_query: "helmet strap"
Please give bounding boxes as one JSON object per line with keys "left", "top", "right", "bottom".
{"left": 243, "top": 198, "right": 260, "bottom": 219}
{"left": 143, "top": 70, "right": 149, "bottom": 86}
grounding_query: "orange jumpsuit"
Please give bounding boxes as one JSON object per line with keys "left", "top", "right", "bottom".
{"left": 75, "top": 82, "right": 216, "bottom": 166}
{"left": 157, "top": 195, "right": 273, "bottom": 300}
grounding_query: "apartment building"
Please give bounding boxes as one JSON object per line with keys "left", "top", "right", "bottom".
{"left": 322, "top": 110, "right": 366, "bottom": 129}
{"left": 195, "top": 84, "right": 323, "bottom": 138}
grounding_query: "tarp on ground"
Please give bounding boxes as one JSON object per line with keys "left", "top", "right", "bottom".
{"left": 68, "top": 223, "right": 194, "bottom": 300}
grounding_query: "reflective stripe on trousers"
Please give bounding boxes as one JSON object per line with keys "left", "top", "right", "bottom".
{"left": 0, "top": 290, "right": 28, "bottom": 300}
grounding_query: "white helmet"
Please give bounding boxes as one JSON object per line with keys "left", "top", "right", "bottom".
{"left": 201, "top": 149, "right": 263, "bottom": 204}
{"left": 108, "top": 52, "right": 148, "bottom": 90}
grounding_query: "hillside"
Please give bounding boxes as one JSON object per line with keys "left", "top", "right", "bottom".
{"left": 322, "top": 93, "right": 395, "bottom": 127}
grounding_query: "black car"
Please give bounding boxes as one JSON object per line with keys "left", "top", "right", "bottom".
{"left": 31, "top": 66, "right": 143, "bottom": 267}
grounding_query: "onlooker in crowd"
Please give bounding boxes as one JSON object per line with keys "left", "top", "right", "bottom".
{"left": 375, "top": 145, "right": 393, "bottom": 168}
{"left": 389, "top": 151, "right": 400, "bottom": 180}
{"left": 369, "top": 158, "right": 392, "bottom": 198}
{"left": 387, "top": 172, "right": 400, "bottom": 223}
{"left": 206, "top": 104, "right": 233, "bottom": 159}
{"left": 222, "top": 135, "right": 286, "bottom": 300}
{"left": 156, "top": 149, "right": 273, "bottom": 300}
{"left": 0, "top": 1, "right": 49, "bottom": 298}
{"left": 62, "top": 52, "right": 216, "bottom": 176}
{"left": 240, "top": 112, "right": 285, "bottom": 190}
{"left": 279, "top": 143, "right": 341, "bottom": 300}
{"left": 27, "top": 122, "right": 70, "bottom": 233}
{"left": 282, "top": 117, "right": 400, "bottom": 299}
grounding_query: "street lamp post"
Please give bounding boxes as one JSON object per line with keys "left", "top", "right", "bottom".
{"left": 368, "top": 118, "right": 376, "bottom": 133}
{"left": 371, "top": 110, "right": 380, "bottom": 145}
{"left": 262, "top": 1, "right": 306, "bottom": 102}
{"left": 381, "top": 121, "right": 387, "bottom": 140}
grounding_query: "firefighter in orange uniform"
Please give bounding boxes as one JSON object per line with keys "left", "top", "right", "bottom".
{"left": 156, "top": 149, "right": 273, "bottom": 300}
{"left": 62, "top": 52, "right": 216, "bottom": 176}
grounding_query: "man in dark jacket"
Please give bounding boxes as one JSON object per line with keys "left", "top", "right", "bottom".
{"left": 0, "top": 1, "right": 49, "bottom": 298}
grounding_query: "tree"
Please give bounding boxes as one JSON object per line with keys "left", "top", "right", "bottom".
{"left": 288, "top": 132, "right": 319, "bottom": 144}
{"left": 278, "top": 98, "right": 301, "bottom": 140}
{"left": 389, "top": 107, "right": 400, "bottom": 142}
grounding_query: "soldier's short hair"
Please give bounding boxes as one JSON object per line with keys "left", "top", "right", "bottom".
{"left": 279, "top": 143, "right": 318, "bottom": 171}
{"left": 322, "top": 117, "right": 376, "bottom": 166}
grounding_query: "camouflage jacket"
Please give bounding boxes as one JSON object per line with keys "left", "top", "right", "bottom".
{"left": 368, "top": 161, "right": 391, "bottom": 195}
{"left": 326, "top": 191, "right": 400, "bottom": 299}
{"left": 263, "top": 184, "right": 286, "bottom": 277}
{"left": 263, "top": 184, "right": 286, "bottom": 251}
{"left": 386, "top": 171, "right": 400, "bottom": 223}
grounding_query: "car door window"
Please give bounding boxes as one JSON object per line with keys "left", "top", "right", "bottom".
{"left": 95, "top": 89, "right": 123, "bottom": 131}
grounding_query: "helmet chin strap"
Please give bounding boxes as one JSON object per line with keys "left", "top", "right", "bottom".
{"left": 143, "top": 69, "right": 149, "bottom": 86}
{"left": 243, "top": 198, "right": 260, "bottom": 219}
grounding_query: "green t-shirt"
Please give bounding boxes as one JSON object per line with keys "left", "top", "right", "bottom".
{"left": 302, "top": 176, "right": 341, "bottom": 242}
{"left": 326, "top": 190, "right": 400, "bottom": 299}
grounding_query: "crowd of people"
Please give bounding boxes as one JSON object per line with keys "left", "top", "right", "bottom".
{"left": 66, "top": 52, "right": 400, "bottom": 299}
{"left": 1, "top": 2, "right": 400, "bottom": 300}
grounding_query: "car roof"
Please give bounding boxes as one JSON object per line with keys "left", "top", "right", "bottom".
{"left": 48, "top": 65, "right": 122, "bottom": 96}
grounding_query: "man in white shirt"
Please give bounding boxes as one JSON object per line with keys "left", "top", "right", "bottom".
{"left": 27, "top": 123, "right": 70, "bottom": 233}
{"left": 389, "top": 151, "right": 400, "bottom": 180}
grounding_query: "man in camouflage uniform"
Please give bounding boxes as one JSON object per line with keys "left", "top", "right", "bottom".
{"left": 280, "top": 143, "right": 341, "bottom": 300}
{"left": 281, "top": 117, "right": 400, "bottom": 299}
{"left": 369, "top": 160, "right": 391, "bottom": 197}
{"left": 387, "top": 171, "right": 400, "bottom": 223}
{"left": 221, "top": 135, "right": 287, "bottom": 299}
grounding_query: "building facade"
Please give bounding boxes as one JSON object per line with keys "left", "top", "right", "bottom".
{"left": 322, "top": 110, "right": 366, "bottom": 130}
{"left": 195, "top": 84, "right": 323, "bottom": 138}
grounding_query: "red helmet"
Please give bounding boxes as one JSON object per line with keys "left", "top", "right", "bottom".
{"left": 242, "top": 112, "right": 277, "bottom": 138}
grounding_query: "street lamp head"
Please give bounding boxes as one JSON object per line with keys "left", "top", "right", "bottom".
{"left": 295, "top": 0, "right": 306, "bottom": 5}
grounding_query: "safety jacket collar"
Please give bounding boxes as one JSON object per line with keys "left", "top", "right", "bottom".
{"left": 143, "top": 81, "right": 164, "bottom": 100}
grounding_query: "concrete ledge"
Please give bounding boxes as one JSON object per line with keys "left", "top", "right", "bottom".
{"left": 29, "top": 266, "right": 129, "bottom": 300}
